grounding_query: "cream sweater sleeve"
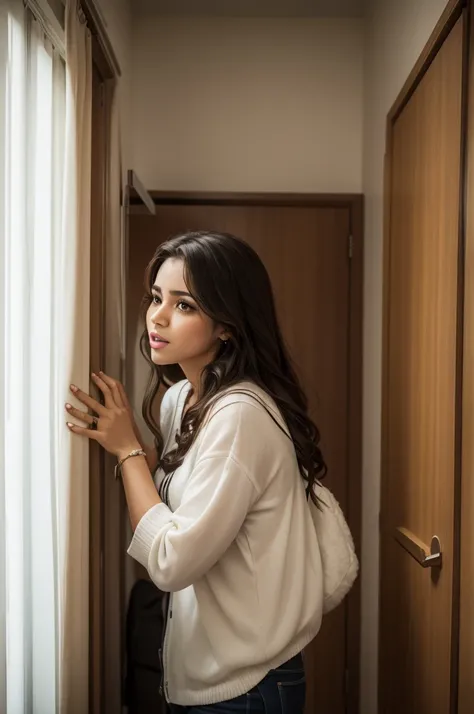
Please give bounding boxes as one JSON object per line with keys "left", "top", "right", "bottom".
{"left": 127, "top": 402, "right": 259, "bottom": 592}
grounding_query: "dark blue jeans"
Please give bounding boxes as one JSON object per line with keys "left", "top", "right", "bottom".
{"left": 169, "top": 653, "right": 305, "bottom": 713}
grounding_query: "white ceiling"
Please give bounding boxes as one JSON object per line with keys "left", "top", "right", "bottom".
{"left": 133, "top": 0, "right": 366, "bottom": 18}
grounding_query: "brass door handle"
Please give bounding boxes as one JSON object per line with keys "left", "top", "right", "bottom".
{"left": 394, "top": 527, "right": 442, "bottom": 568}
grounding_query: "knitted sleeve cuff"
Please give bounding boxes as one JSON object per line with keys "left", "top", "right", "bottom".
{"left": 127, "top": 502, "right": 174, "bottom": 570}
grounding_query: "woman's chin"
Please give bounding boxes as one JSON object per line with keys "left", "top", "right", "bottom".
{"left": 150, "top": 350, "right": 173, "bottom": 365}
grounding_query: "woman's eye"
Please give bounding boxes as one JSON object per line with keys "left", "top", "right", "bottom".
{"left": 177, "top": 300, "right": 194, "bottom": 312}
{"left": 151, "top": 295, "right": 161, "bottom": 305}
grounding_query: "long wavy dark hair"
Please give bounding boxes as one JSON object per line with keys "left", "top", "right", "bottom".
{"left": 139, "top": 231, "right": 326, "bottom": 504}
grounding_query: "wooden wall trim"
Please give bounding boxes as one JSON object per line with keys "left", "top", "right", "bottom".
{"left": 89, "top": 63, "right": 107, "bottom": 714}
{"left": 89, "top": 37, "right": 121, "bottom": 714}
{"left": 81, "top": 0, "right": 121, "bottom": 79}
{"left": 130, "top": 190, "right": 362, "bottom": 209}
{"left": 346, "top": 194, "right": 364, "bottom": 714}
{"left": 458, "top": 1, "right": 474, "bottom": 711}
{"left": 450, "top": 8, "right": 471, "bottom": 712}
{"left": 127, "top": 170, "right": 156, "bottom": 215}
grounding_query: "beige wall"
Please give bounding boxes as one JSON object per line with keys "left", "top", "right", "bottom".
{"left": 130, "top": 16, "right": 364, "bottom": 192}
{"left": 361, "top": 1, "right": 449, "bottom": 712}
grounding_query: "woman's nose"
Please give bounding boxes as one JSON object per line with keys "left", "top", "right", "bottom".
{"left": 150, "top": 303, "right": 169, "bottom": 326}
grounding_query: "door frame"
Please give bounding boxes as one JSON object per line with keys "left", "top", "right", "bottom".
{"left": 380, "top": 1, "right": 468, "bottom": 711}
{"left": 459, "top": 0, "right": 474, "bottom": 711}
{"left": 129, "top": 190, "right": 364, "bottom": 712}
{"left": 88, "top": 17, "right": 121, "bottom": 714}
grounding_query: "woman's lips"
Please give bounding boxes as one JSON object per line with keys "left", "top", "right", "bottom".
{"left": 150, "top": 333, "right": 169, "bottom": 350}
{"left": 150, "top": 340, "right": 168, "bottom": 350}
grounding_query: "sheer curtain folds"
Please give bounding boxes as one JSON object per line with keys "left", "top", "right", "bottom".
{"left": 59, "top": 3, "right": 92, "bottom": 711}
{"left": 1, "top": 4, "right": 65, "bottom": 711}
{"left": 0, "top": 1, "right": 92, "bottom": 712}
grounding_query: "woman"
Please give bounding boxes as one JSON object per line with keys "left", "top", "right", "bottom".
{"left": 65, "top": 231, "right": 327, "bottom": 713}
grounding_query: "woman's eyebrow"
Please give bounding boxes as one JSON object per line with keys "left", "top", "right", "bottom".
{"left": 152, "top": 285, "right": 194, "bottom": 299}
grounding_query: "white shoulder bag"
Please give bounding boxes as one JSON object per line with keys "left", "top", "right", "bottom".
{"left": 308, "top": 482, "right": 359, "bottom": 614}
{"left": 230, "top": 390, "right": 359, "bottom": 614}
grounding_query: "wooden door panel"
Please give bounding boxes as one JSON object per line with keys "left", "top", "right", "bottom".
{"left": 380, "top": 15, "right": 464, "bottom": 714}
{"left": 128, "top": 202, "right": 353, "bottom": 714}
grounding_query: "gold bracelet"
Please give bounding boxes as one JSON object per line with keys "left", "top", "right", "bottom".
{"left": 114, "top": 448, "right": 147, "bottom": 480}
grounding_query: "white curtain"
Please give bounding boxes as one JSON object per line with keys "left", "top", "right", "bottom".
{"left": 0, "top": 1, "right": 92, "bottom": 712}
{"left": 58, "top": 3, "right": 92, "bottom": 712}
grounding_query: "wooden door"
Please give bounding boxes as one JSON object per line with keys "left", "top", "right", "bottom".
{"left": 379, "top": 14, "right": 465, "bottom": 714}
{"left": 127, "top": 198, "right": 362, "bottom": 713}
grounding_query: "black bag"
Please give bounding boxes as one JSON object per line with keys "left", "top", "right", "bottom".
{"left": 124, "top": 579, "right": 169, "bottom": 714}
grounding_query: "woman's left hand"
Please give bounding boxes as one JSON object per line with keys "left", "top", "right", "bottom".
{"left": 65, "top": 371, "right": 141, "bottom": 460}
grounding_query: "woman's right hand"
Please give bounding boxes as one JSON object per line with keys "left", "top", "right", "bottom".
{"left": 98, "top": 372, "right": 158, "bottom": 471}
